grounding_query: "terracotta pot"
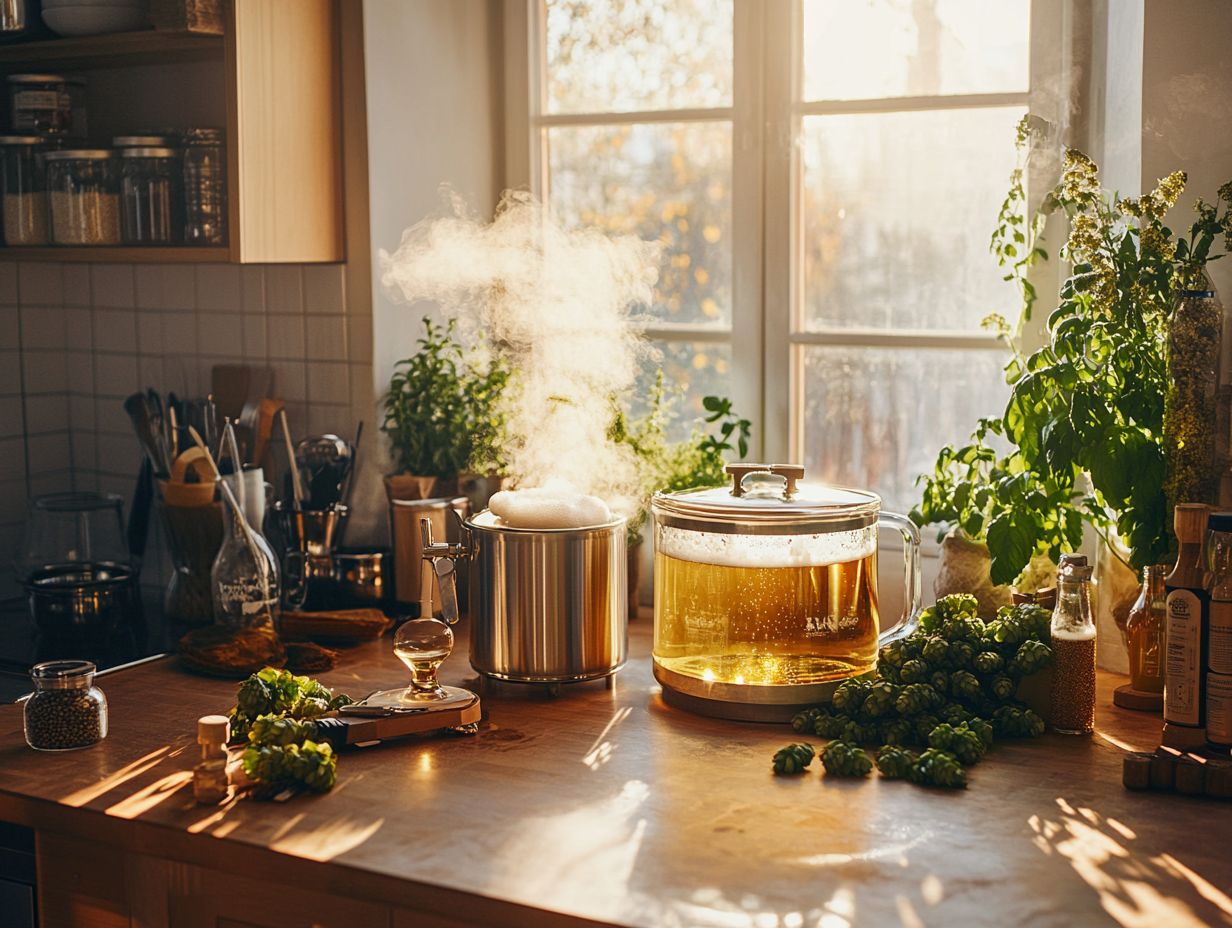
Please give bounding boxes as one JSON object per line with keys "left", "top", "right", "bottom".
{"left": 384, "top": 473, "right": 460, "bottom": 503}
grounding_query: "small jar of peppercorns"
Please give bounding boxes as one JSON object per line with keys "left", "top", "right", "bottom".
{"left": 23, "top": 660, "right": 108, "bottom": 751}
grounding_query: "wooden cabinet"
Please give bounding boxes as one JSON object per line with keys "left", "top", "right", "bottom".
{"left": 0, "top": 0, "right": 343, "bottom": 264}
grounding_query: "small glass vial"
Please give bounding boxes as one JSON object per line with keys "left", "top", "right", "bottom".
{"left": 119, "top": 146, "right": 182, "bottom": 244}
{"left": 1126, "top": 565, "right": 1167, "bottom": 695}
{"left": 1050, "top": 562, "right": 1097, "bottom": 734}
{"left": 24, "top": 660, "right": 108, "bottom": 751}
{"left": 193, "top": 714, "right": 231, "bottom": 804}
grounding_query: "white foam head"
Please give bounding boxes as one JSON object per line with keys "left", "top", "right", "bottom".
{"left": 657, "top": 523, "right": 877, "bottom": 568}
{"left": 487, "top": 483, "right": 614, "bottom": 529}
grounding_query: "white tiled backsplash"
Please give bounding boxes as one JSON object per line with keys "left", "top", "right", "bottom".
{"left": 0, "top": 260, "right": 374, "bottom": 600}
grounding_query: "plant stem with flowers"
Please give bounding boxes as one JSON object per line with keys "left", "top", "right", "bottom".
{"left": 913, "top": 123, "right": 1232, "bottom": 585}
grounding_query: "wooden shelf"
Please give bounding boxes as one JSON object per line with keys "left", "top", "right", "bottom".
{"left": 1, "top": 245, "right": 230, "bottom": 263}
{"left": 0, "top": 30, "right": 223, "bottom": 71}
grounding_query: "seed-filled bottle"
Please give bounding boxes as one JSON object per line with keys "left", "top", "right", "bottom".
{"left": 1126, "top": 564, "right": 1167, "bottom": 695}
{"left": 1050, "top": 560, "right": 1097, "bottom": 735}
{"left": 1164, "top": 503, "right": 1211, "bottom": 749}
{"left": 1206, "top": 512, "right": 1232, "bottom": 751}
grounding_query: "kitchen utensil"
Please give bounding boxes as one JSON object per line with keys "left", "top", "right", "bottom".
{"left": 421, "top": 509, "right": 627, "bottom": 686}
{"left": 389, "top": 496, "right": 469, "bottom": 616}
{"left": 123, "top": 391, "right": 170, "bottom": 477}
{"left": 270, "top": 502, "right": 348, "bottom": 560}
{"left": 296, "top": 433, "right": 353, "bottom": 509}
{"left": 648, "top": 463, "right": 922, "bottom": 721}
{"left": 18, "top": 492, "right": 140, "bottom": 638}
{"left": 330, "top": 548, "right": 389, "bottom": 607}
{"left": 278, "top": 408, "right": 303, "bottom": 506}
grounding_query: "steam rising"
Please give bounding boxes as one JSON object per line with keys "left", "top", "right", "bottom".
{"left": 379, "top": 189, "right": 660, "bottom": 515}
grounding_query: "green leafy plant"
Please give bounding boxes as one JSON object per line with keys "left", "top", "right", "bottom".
{"left": 608, "top": 374, "right": 753, "bottom": 545}
{"left": 381, "top": 316, "right": 509, "bottom": 478}
{"left": 913, "top": 120, "right": 1232, "bottom": 585}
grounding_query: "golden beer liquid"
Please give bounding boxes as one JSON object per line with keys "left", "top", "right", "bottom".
{"left": 653, "top": 549, "right": 880, "bottom": 686}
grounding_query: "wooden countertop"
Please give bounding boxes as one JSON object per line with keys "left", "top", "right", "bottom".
{"left": 1, "top": 620, "right": 1228, "bottom": 928}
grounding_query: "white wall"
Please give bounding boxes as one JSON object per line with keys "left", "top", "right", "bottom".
{"left": 355, "top": 0, "right": 502, "bottom": 538}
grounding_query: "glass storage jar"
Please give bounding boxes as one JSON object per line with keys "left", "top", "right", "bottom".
{"left": 7, "top": 73, "right": 83, "bottom": 137}
{"left": 45, "top": 149, "right": 120, "bottom": 245}
{"left": 0, "top": 134, "right": 48, "bottom": 244}
{"left": 120, "top": 146, "right": 181, "bottom": 244}
{"left": 181, "top": 127, "right": 226, "bottom": 245}
{"left": 23, "top": 660, "right": 108, "bottom": 751}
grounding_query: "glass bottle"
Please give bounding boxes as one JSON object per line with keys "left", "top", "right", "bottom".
{"left": 210, "top": 482, "right": 280, "bottom": 629}
{"left": 1050, "top": 561, "right": 1097, "bottom": 734}
{"left": 1164, "top": 503, "right": 1210, "bottom": 743}
{"left": 181, "top": 127, "right": 226, "bottom": 245}
{"left": 193, "top": 714, "right": 230, "bottom": 804}
{"left": 1126, "top": 565, "right": 1167, "bottom": 694}
{"left": 1206, "top": 512, "right": 1232, "bottom": 751}
{"left": 1164, "top": 268, "right": 1222, "bottom": 516}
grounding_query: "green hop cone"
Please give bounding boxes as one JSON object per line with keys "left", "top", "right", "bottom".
{"left": 973, "top": 650, "right": 1005, "bottom": 676}
{"left": 875, "top": 744, "right": 917, "bottom": 779}
{"left": 1009, "top": 639, "right": 1054, "bottom": 677}
{"left": 947, "top": 640, "right": 976, "bottom": 670}
{"left": 990, "top": 675, "right": 1016, "bottom": 701}
{"left": 927, "top": 722, "right": 987, "bottom": 766}
{"left": 900, "top": 659, "right": 929, "bottom": 684}
{"left": 936, "top": 593, "right": 980, "bottom": 620}
{"left": 940, "top": 702, "right": 973, "bottom": 726}
{"left": 792, "top": 708, "right": 823, "bottom": 734}
{"left": 949, "top": 670, "right": 983, "bottom": 702}
{"left": 849, "top": 721, "right": 882, "bottom": 745}
{"left": 772, "top": 742, "right": 816, "bottom": 775}
{"left": 917, "top": 604, "right": 942, "bottom": 633}
{"left": 832, "top": 679, "right": 872, "bottom": 715}
{"left": 929, "top": 670, "right": 951, "bottom": 695}
{"left": 820, "top": 739, "right": 873, "bottom": 777}
{"left": 966, "top": 717, "right": 995, "bottom": 748}
{"left": 911, "top": 713, "right": 941, "bottom": 744}
{"left": 860, "top": 681, "right": 901, "bottom": 718}
{"left": 921, "top": 636, "right": 950, "bottom": 666}
{"left": 814, "top": 713, "right": 851, "bottom": 739}
{"left": 993, "top": 705, "right": 1047, "bottom": 738}
{"left": 896, "top": 683, "right": 942, "bottom": 716}
{"left": 879, "top": 640, "right": 907, "bottom": 669}
{"left": 944, "top": 615, "right": 986, "bottom": 642}
{"left": 909, "top": 748, "right": 968, "bottom": 789}
{"left": 880, "top": 718, "right": 913, "bottom": 745}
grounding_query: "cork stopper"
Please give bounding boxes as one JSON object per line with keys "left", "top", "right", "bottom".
{"left": 1173, "top": 503, "right": 1210, "bottom": 544}
{"left": 197, "top": 714, "right": 230, "bottom": 745}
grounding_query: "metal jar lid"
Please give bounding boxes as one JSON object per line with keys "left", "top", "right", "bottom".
{"left": 0, "top": 135, "right": 45, "bottom": 145}
{"left": 113, "top": 135, "right": 174, "bottom": 148}
{"left": 119, "top": 147, "right": 179, "bottom": 158}
{"left": 30, "top": 659, "right": 96, "bottom": 690}
{"left": 7, "top": 73, "right": 68, "bottom": 84}
{"left": 652, "top": 463, "right": 881, "bottom": 534}
{"left": 43, "top": 149, "right": 113, "bottom": 161}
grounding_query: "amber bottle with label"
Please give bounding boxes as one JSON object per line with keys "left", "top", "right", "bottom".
{"left": 1205, "top": 512, "right": 1232, "bottom": 751}
{"left": 1164, "top": 503, "right": 1210, "bottom": 749}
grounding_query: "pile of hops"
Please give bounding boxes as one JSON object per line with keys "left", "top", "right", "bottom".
{"left": 771, "top": 595, "right": 1051, "bottom": 789}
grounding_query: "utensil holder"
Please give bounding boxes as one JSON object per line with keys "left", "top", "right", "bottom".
{"left": 158, "top": 495, "right": 223, "bottom": 626}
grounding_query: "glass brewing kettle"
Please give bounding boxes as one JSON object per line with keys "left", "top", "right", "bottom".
{"left": 650, "top": 464, "right": 921, "bottom": 721}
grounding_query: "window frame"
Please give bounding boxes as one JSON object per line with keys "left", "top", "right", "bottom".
{"left": 505, "top": 0, "right": 1075, "bottom": 483}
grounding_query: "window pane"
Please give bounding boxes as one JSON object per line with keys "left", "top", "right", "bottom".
{"left": 800, "top": 345, "right": 1010, "bottom": 511}
{"left": 802, "top": 0, "right": 1029, "bottom": 101}
{"left": 800, "top": 106, "right": 1024, "bottom": 332}
{"left": 545, "top": 0, "right": 733, "bottom": 114}
{"left": 548, "top": 122, "right": 732, "bottom": 327}
{"left": 634, "top": 340, "right": 732, "bottom": 443}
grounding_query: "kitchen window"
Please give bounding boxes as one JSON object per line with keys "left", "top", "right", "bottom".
{"left": 506, "top": 0, "right": 1057, "bottom": 512}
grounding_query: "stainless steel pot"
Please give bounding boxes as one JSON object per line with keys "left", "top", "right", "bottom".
{"left": 422, "top": 510, "right": 627, "bottom": 684}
